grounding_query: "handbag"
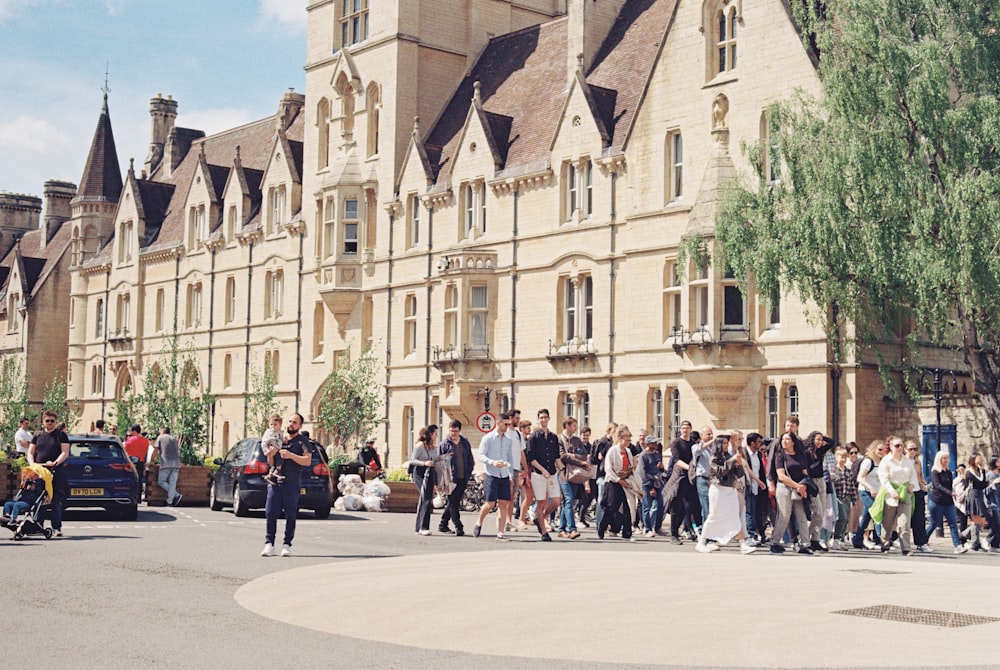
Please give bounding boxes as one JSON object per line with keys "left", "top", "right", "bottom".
{"left": 566, "top": 461, "right": 595, "bottom": 484}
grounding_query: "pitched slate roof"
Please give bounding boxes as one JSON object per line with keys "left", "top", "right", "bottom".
{"left": 135, "top": 108, "right": 304, "bottom": 251}
{"left": 588, "top": 0, "right": 678, "bottom": 153}
{"left": 422, "top": 0, "right": 676, "bottom": 183}
{"left": 76, "top": 93, "right": 123, "bottom": 202}
{"left": 0, "top": 222, "right": 74, "bottom": 300}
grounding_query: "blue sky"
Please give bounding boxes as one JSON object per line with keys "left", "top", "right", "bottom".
{"left": 0, "top": 0, "right": 306, "bottom": 197}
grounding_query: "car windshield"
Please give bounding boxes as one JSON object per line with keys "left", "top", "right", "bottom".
{"left": 70, "top": 443, "right": 127, "bottom": 460}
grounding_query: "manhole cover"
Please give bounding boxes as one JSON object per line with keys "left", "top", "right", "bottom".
{"left": 841, "top": 568, "right": 910, "bottom": 575}
{"left": 833, "top": 604, "right": 1000, "bottom": 628}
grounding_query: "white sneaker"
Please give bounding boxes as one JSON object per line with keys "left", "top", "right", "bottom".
{"left": 280, "top": 544, "right": 291, "bottom": 557}
{"left": 261, "top": 543, "right": 274, "bottom": 557}
{"left": 644, "top": 530, "right": 655, "bottom": 538}
{"left": 744, "top": 536, "right": 759, "bottom": 547}
{"left": 916, "top": 544, "right": 933, "bottom": 554}
{"left": 740, "top": 542, "right": 757, "bottom": 554}
{"left": 418, "top": 529, "right": 431, "bottom": 536}
{"left": 863, "top": 539, "right": 877, "bottom": 550}
{"left": 954, "top": 545, "right": 969, "bottom": 554}
{"left": 696, "top": 541, "right": 719, "bottom": 553}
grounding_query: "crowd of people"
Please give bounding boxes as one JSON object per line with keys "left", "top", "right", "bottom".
{"left": 406, "top": 410, "right": 1000, "bottom": 555}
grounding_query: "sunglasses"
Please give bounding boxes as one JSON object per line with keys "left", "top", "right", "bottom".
{"left": 43, "top": 419, "right": 55, "bottom": 424}
{"left": 849, "top": 450, "right": 858, "bottom": 455}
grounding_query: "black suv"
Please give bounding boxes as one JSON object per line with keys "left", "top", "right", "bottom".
{"left": 209, "top": 438, "right": 332, "bottom": 518}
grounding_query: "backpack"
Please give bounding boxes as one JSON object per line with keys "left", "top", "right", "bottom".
{"left": 849, "top": 456, "right": 869, "bottom": 488}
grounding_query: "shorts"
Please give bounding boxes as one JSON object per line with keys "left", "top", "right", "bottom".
{"left": 484, "top": 475, "right": 511, "bottom": 502}
{"left": 531, "top": 471, "right": 561, "bottom": 500}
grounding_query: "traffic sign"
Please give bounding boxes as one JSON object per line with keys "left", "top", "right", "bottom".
{"left": 476, "top": 411, "right": 496, "bottom": 433}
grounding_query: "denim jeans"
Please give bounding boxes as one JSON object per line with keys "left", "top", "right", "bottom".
{"left": 695, "top": 476, "right": 710, "bottom": 525}
{"left": 925, "top": 499, "right": 962, "bottom": 546}
{"left": 833, "top": 495, "right": 851, "bottom": 539}
{"left": 265, "top": 478, "right": 302, "bottom": 546}
{"left": 595, "top": 477, "right": 607, "bottom": 528}
{"left": 559, "top": 479, "right": 579, "bottom": 532}
{"left": 157, "top": 466, "right": 180, "bottom": 505}
{"left": 852, "top": 489, "right": 881, "bottom": 547}
{"left": 642, "top": 484, "right": 664, "bottom": 532}
{"left": 3, "top": 500, "right": 29, "bottom": 519}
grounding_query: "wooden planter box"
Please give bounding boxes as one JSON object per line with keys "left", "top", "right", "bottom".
{"left": 146, "top": 464, "right": 212, "bottom": 506}
{"left": 384, "top": 480, "right": 419, "bottom": 513}
{"left": 0, "top": 462, "right": 12, "bottom": 502}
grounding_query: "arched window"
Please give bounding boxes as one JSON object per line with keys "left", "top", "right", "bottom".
{"left": 767, "top": 385, "right": 778, "bottom": 437}
{"left": 670, "top": 389, "right": 681, "bottom": 438}
{"left": 366, "top": 84, "right": 380, "bottom": 157}
{"left": 313, "top": 302, "right": 325, "bottom": 359}
{"left": 716, "top": 2, "right": 738, "bottom": 74}
{"left": 787, "top": 385, "right": 799, "bottom": 417}
{"left": 336, "top": 73, "right": 354, "bottom": 135}
{"left": 652, "top": 389, "right": 663, "bottom": 440}
{"left": 317, "top": 98, "right": 331, "bottom": 169}
{"left": 404, "top": 294, "right": 417, "bottom": 355}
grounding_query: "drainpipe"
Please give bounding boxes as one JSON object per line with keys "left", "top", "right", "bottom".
{"left": 424, "top": 206, "right": 434, "bottom": 424}
{"left": 607, "top": 169, "right": 617, "bottom": 422}
{"left": 242, "top": 241, "right": 254, "bottom": 437}
{"left": 207, "top": 246, "right": 216, "bottom": 447}
{"left": 510, "top": 187, "right": 518, "bottom": 406}
{"left": 100, "top": 268, "right": 110, "bottom": 417}
{"left": 384, "top": 211, "right": 395, "bottom": 451}
{"left": 295, "top": 230, "right": 304, "bottom": 414}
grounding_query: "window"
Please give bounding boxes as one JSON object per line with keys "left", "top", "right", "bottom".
{"left": 563, "top": 393, "right": 576, "bottom": 423}
{"left": 562, "top": 276, "right": 593, "bottom": 344}
{"left": 317, "top": 98, "right": 331, "bottom": 169}
{"left": 767, "top": 385, "right": 778, "bottom": 438}
{"left": 362, "top": 296, "right": 374, "bottom": 347}
{"left": 264, "top": 270, "right": 283, "bottom": 318}
{"left": 565, "top": 162, "right": 577, "bottom": 221}
{"left": 188, "top": 206, "right": 205, "bottom": 248}
{"left": 185, "top": 283, "right": 201, "bottom": 328}
{"left": 116, "top": 293, "right": 130, "bottom": 335}
{"left": 95, "top": 298, "right": 104, "bottom": 338}
{"left": 155, "top": 289, "right": 165, "bottom": 333}
{"left": 652, "top": 389, "right": 663, "bottom": 440}
{"left": 407, "top": 193, "right": 420, "bottom": 248}
{"left": 690, "top": 263, "right": 710, "bottom": 331}
{"left": 313, "top": 302, "right": 325, "bottom": 359}
{"left": 667, "top": 131, "right": 683, "bottom": 201}
{"left": 264, "top": 349, "right": 280, "bottom": 382}
{"left": 469, "top": 285, "right": 488, "bottom": 352}
{"left": 336, "top": 73, "right": 355, "bottom": 135}
{"left": 341, "top": 0, "right": 369, "bottom": 47}
{"left": 225, "top": 277, "right": 237, "bottom": 324}
{"left": 267, "top": 186, "right": 286, "bottom": 234}
{"left": 722, "top": 266, "right": 746, "bottom": 329}
{"left": 227, "top": 205, "right": 238, "bottom": 241}
{"left": 462, "top": 181, "right": 486, "bottom": 238}
{"left": 6, "top": 292, "right": 20, "bottom": 332}
{"left": 366, "top": 84, "right": 380, "bottom": 157}
{"left": 343, "top": 197, "right": 359, "bottom": 255}
{"left": 788, "top": 385, "right": 799, "bottom": 417}
{"left": 581, "top": 392, "right": 590, "bottom": 429}
{"left": 715, "top": 2, "right": 738, "bottom": 75}
{"left": 223, "top": 353, "right": 232, "bottom": 388}
{"left": 662, "top": 259, "right": 682, "bottom": 339}
{"left": 91, "top": 365, "right": 104, "bottom": 395}
{"left": 323, "top": 197, "right": 336, "bottom": 259}
{"left": 404, "top": 294, "right": 417, "bottom": 356}
{"left": 670, "top": 388, "right": 681, "bottom": 438}
{"left": 761, "top": 111, "right": 781, "bottom": 184}
{"left": 119, "top": 221, "right": 133, "bottom": 263}
{"left": 583, "top": 160, "right": 593, "bottom": 216}
{"left": 767, "top": 287, "right": 781, "bottom": 328}
{"left": 444, "top": 285, "right": 458, "bottom": 349}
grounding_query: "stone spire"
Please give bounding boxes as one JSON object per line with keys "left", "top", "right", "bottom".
{"left": 75, "top": 90, "right": 123, "bottom": 203}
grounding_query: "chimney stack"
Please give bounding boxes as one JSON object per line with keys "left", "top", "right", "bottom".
{"left": 277, "top": 88, "right": 305, "bottom": 131}
{"left": 144, "top": 94, "right": 178, "bottom": 176}
{"left": 40, "top": 179, "right": 76, "bottom": 246}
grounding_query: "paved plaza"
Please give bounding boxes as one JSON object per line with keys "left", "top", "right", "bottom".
{"left": 3, "top": 505, "right": 997, "bottom": 669}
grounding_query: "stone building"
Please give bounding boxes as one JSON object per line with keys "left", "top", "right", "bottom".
{"left": 58, "top": 0, "right": 971, "bottom": 462}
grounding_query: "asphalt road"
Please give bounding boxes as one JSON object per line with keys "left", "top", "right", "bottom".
{"left": 1, "top": 504, "right": 997, "bottom": 669}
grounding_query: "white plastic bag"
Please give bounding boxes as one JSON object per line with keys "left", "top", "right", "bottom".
{"left": 363, "top": 480, "right": 391, "bottom": 498}
{"left": 363, "top": 495, "right": 384, "bottom": 512}
{"left": 339, "top": 493, "right": 363, "bottom": 511}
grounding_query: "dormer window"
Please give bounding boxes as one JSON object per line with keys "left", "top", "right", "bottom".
{"left": 267, "top": 186, "right": 286, "bottom": 234}
{"left": 461, "top": 181, "right": 486, "bottom": 239}
{"left": 119, "top": 221, "right": 134, "bottom": 263}
{"left": 188, "top": 206, "right": 205, "bottom": 248}
{"left": 709, "top": 1, "right": 739, "bottom": 77}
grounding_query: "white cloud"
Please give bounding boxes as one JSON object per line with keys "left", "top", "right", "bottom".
{"left": 175, "top": 107, "right": 256, "bottom": 136}
{"left": 0, "top": 0, "right": 42, "bottom": 23}
{"left": 259, "top": 0, "right": 306, "bottom": 31}
{"left": 0, "top": 116, "right": 73, "bottom": 153}
{"left": 104, "top": 0, "right": 132, "bottom": 16}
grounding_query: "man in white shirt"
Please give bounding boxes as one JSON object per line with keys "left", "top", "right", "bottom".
{"left": 14, "top": 417, "right": 33, "bottom": 457}
{"left": 474, "top": 412, "right": 513, "bottom": 540}
{"left": 504, "top": 409, "right": 528, "bottom": 532}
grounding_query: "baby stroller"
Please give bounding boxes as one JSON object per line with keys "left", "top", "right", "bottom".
{"left": 5, "top": 488, "right": 53, "bottom": 541}
{"left": 4, "top": 464, "right": 54, "bottom": 541}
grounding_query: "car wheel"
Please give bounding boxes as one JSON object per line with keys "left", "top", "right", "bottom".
{"left": 123, "top": 504, "right": 139, "bottom": 521}
{"left": 233, "top": 483, "right": 249, "bottom": 517}
{"left": 314, "top": 506, "right": 331, "bottom": 520}
{"left": 210, "top": 481, "right": 224, "bottom": 511}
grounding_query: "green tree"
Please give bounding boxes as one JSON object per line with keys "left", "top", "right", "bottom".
{"left": 715, "top": 0, "right": 1000, "bottom": 436}
{"left": 316, "top": 346, "right": 384, "bottom": 454}
{"left": 137, "top": 339, "right": 216, "bottom": 464}
{"left": 245, "top": 361, "right": 286, "bottom": 436}
{"left": 0, "top": 355, "right": 30, "bottom": 453}
{"left": 42, "top": 374, "right": 81, "bottom": 432}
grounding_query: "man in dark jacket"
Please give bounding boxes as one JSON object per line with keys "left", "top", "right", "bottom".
{"left": 438, "top": 419, "right": 474, "bottom": 536}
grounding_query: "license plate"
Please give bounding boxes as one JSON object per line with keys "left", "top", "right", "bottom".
{"left": 300, "top": 488, "right": 306, "bottom": 495}
{"left": 71, "top": 487, "right": 104, "bottom": 496}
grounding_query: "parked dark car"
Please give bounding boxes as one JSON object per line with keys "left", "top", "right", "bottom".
{"left": 63, "top": 435, "right": 141, "bottom": 520}
{"left": 210, "top": 438, "right": 332, "bottom": 519}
